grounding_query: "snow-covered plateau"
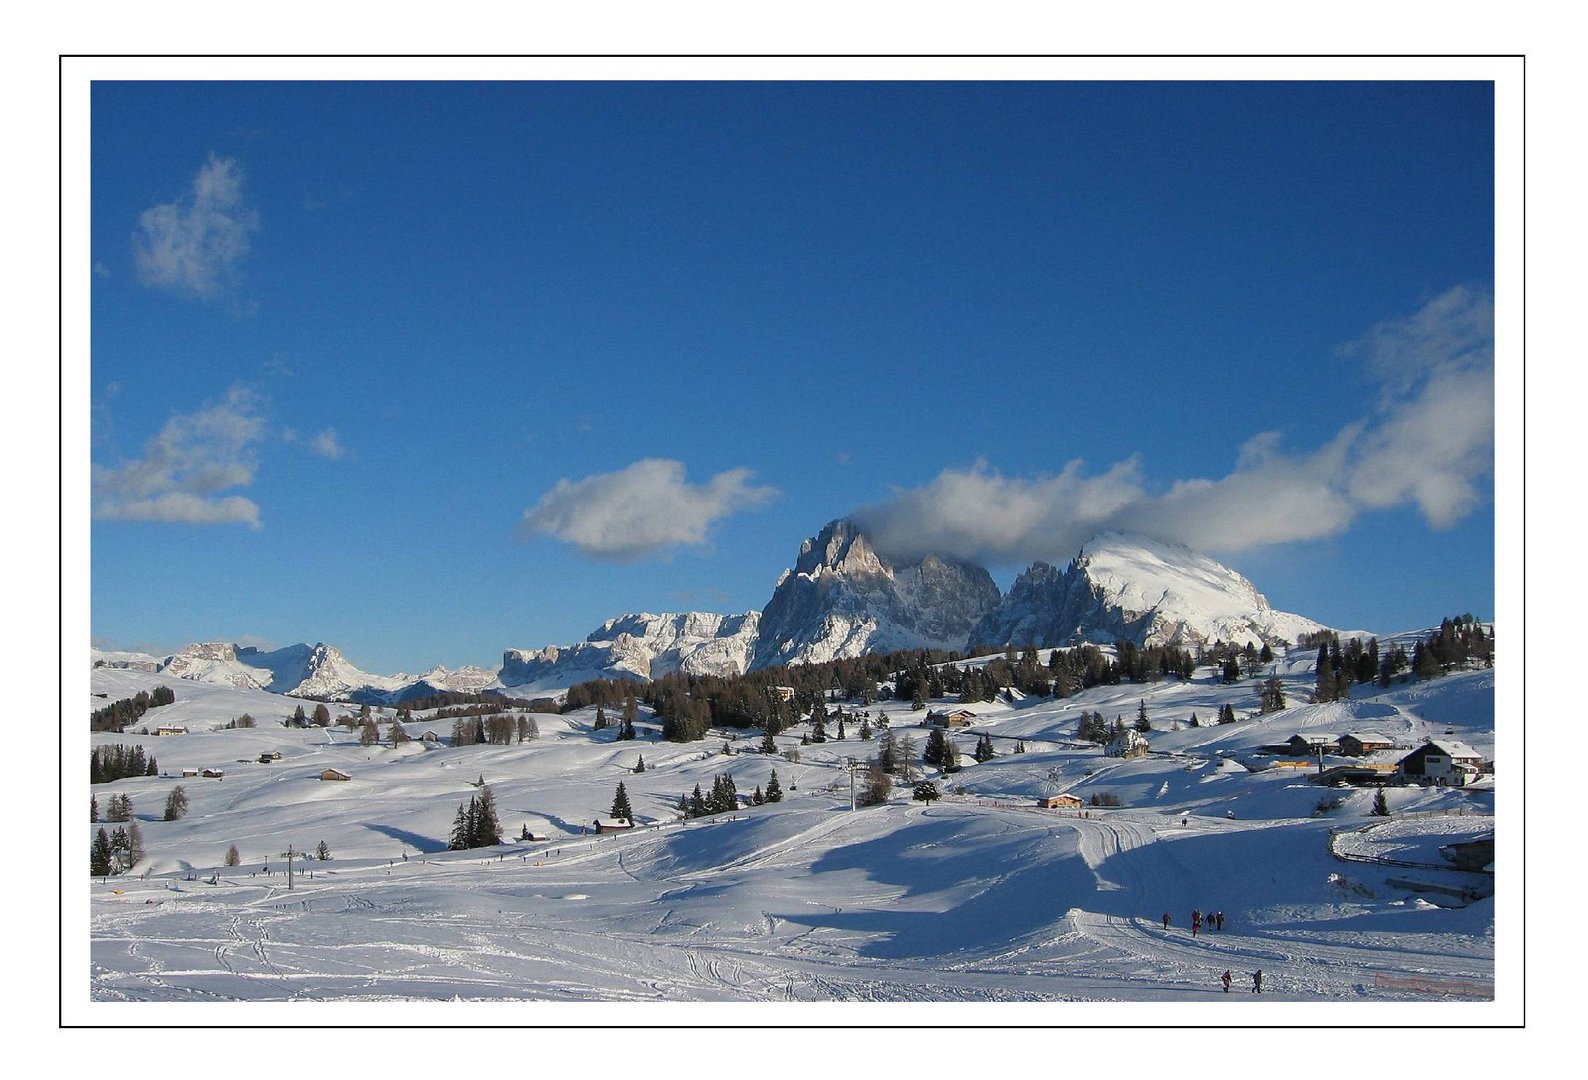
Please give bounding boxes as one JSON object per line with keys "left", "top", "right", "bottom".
{"left": 86, "top": 630, "right": 1497, "bottom": 1007}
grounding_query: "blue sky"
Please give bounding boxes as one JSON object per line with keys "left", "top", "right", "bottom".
{"left": 89, "top": 80, "right": 1495, "bottom": 674}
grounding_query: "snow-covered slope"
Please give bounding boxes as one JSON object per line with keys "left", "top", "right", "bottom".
{"left": 501, "top": 611, "right": 761, "bottom": 691}
{"left": 85, "top": 636, "right": 1499, "bottom": 1005}
{"left": 750, "top": 519, "right": 1001, "bottom": 670}
{"left": 970, "top": 532, "right": 1329, "bottom": 650}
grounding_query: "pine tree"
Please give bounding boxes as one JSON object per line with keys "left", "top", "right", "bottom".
{"left": 633, "top": 755, "right": 646, "bottom": 773}
{"left": 313, "top": 703, "right": 332, "bottom": 727}
{"left": 859, "top": 716, "right": 873, "bottom": 741}
{"left": 90, "top": 795, "right": 98, "bottom": 823}
{"left": 292, "top": 703, "right": 308, "bottom": 727}
{"left": 163, "top": 785, "right": 188, "bottom": 821}
{"left": 224, "top": 844, "right": 241, "bottom": 867}
{"left": 973, "top": 733, "right": 996, "bottom": 763}
{"left": 1134, "top": 700, "right": 1152, "bottom": 733}
{"left": 752, "top": 785, "right": 764, "bottom": 806}
{"left": 109, "top": 826, "right": 130, "bottom": 873}
{"left": 1015, "top": 740, "right": 1026, "bottom": 754}
{"left": 146, "top": 756, "right": 158, "bottom": 776}
{"left": 1371, "top": 789, "right": 1391, "bottom": 817}
{"left": 859, "top": 761, "right": 893, "bottom": 806}
{"left": 1259, "top": 677, "right": 1286, "bottom": 714}
{"left": 315, "top": 840, "right": 332, "bottom": 860}
{"left": 689, "top": 785, "right": 708, "bottom": 818}
{"left": 611, "top": 781, "right": 634, "bottom": 823}
{"left": 473, "top": 786, "right": 502, "bottom": 846}
{"left": 764, "top": 770, "right": 783, "bottom": 804}
{"left": 91, "top": 828, "right": 113, "bottom": 877}
{"left": 913, "top": 780, "right": 941, "bottom": 803}
{"left": 761, "top": 730, "right": 778, "bottom": 754}
{"left": 126, "top": 820, "right": 145, "bottom": 869}
{"left": 449, "top": 804, "right": 471, "bottom": 850}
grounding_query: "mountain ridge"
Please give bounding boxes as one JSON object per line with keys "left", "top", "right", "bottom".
{"left": 93, "top": 525, "right": 1335, "bottom": 698}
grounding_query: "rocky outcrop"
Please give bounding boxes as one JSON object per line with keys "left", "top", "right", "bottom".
{"left": 501, "top": 611, "right": 761, "bottom": 690}
{"left": 749, "top": 519, "right": 1001, "bottom": 670}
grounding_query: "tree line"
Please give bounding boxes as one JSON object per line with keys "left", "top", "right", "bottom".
{"left": 90, "top": 685, "right": 175, "bottom": 732}
{"left": 91, "top": 744, "right": 158, "bottom": 784}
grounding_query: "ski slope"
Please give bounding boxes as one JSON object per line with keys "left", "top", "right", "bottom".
{"left": 84, "top": 643, "right": 1499, "bottom": 1007}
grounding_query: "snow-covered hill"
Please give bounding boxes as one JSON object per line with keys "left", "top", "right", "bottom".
{"left": 85, "top": 629, "right": 1499, "bottom": 1006}
{"left": 970, "top": 532, "right": 1329, "bottom": 650}
{"left": 749, "top": 519, "right": 1001, "bottom": 670}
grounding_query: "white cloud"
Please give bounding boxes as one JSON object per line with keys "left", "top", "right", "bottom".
{"left": 853, "top": 287, "right": 1494, "bottom": 565}
{"left": 132, "top": 155, "right": 259, "bottom": 299}
{"left": 93, "top": 387, "right": 265, "bottom": 528}
{"left": 854, "top": 458, "right": 1146, "bottom": 566}
{"left": 521, "top": 458, "right": 778, "bottom": 561}
{"left": 309, "top": 428, "right": 346, "bottom": 461}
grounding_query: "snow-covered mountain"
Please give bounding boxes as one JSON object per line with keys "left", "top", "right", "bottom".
{"left": 92, "top": 528, "right": 1332, "bottom": 697}
{"left": 500, "top": 611, "right": 761, "bottom": 691}
{"left": 749, "top": 519, "right": 1002, "bottom": 670}
{"left": 969, "top": 532, "right": 1328, "bottom": 650}
{"left": 94, "top": 641, "right": 414, "bottom": 700}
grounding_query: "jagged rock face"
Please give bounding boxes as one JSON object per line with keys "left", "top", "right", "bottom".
{"left": 969, "top": 532, "right": 1327, "bottom": 650}
{"left": 749, "top": 519, "right": 1002, "bottom": 670}
{"left": 415, "top": 664, "right": 502, "bottom": 695}
{"left": 501, "top": 611, "right": 761, "bottom": 689}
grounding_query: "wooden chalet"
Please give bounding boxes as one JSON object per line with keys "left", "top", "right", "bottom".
{"left": 320, "top": 768, "right": 352, "bottom": 782}
{"left": 593, "top": 818, "right": 634, "bottom": 833}
{"left": 929, "top": 708, "right": 978, "bottom": 728}
{"left": 1337, "top": 733, "right": 1396, "bottom": 757}
{"left": 155, "top": 725, "right": 188, "bottom": 736}
{"left": 1283, "top": 733, "right": 1339, "bottom": 756}
{"left": 1038, "top": 793, "right": 1084, "bottom": 810}
{"left": 200, "top": 768, "right": 225, "bottom": 779}
{"left": 1398, "top": 739, "right": 1484, "bottom": 785}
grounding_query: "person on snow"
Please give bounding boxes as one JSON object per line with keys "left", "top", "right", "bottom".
{"left": 1221, "top": 970, "right": 1232, "bottom": 993}
{"left": 1216, "top": 911, "right": 1225, "bottom": 931}
{"left": 1162, "top": 913, "right": 1171, "bottom": 930}
{"left": 1252, "top": 969, "right": 1263, "bottom": 993}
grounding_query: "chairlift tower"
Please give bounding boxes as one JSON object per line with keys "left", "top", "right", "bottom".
{"left": 280, "top": 844, "right": 302, "bottom": 891}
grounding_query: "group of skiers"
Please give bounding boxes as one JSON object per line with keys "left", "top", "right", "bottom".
{"left": 1160, "top": 908, "right": 1226, "bottom": 935}
{"left": 1221, "top": 969, "right": 1262, "bottom": 993}
{"left": 1156, "top": 909, "right": 1261, "bottom": 993}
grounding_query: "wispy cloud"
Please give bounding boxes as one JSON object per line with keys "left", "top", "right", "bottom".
{"left": 521, "top": 458, "right": 778, "bottom": 561}
{"left": 309, "top": 428, "right": 346, "bottom": 461}
{"left": 93, "top": 387, "right": 266, "bottom": 529}
{"left": 853, "top": 286, "right": 1494, "bottom": 565}
{"left": 132, "top": 155, "right": 259, "bottom": 299}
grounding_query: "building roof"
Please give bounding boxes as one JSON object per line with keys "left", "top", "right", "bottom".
{"left": 1417, "top": 739, "right": 1482, "bottom": 759}
{"left": 1340, "top": 733, "right": 1394, "bottom": 743}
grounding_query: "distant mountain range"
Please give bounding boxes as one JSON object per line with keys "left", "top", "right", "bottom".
{"left": 91, "top": 522, "right": 1330, "bottom": 701}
